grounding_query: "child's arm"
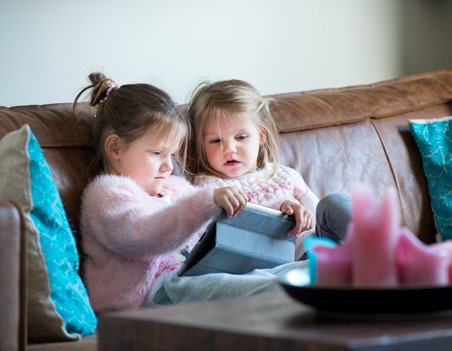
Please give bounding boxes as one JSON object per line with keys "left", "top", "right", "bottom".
{"left": 274, "top": 165, "right": 319, "bottom": 236}
{"left": 282, "top": 165, "right": 319, "bottom": 214}
{"left": 298, "top": 186, "right": 320, "bottom": 215}
{"left": 82, "top": 175, "right": 250, "bottom": 260}
{"left": 81, "top": 175, "right": 218, "bottom": 260}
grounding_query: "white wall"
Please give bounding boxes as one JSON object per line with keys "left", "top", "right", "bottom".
{"left": 0, "top": 0, "right": 401, "bottom": 107}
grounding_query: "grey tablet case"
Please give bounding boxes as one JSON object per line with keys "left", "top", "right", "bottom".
{"left": 178, "top": 203, "right": 296, "bottom": 276}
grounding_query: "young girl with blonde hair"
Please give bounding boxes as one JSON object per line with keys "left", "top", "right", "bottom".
{"left": 75, "top": 73, "right": 311, "bottom": 311}
{"left": 188, "top": 79, "right": 351, "bottom": 259}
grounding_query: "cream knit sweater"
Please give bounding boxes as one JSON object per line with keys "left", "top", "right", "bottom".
{"left": 194, "top": 163, "right": 319, "bottom": 259}
{"left": 194, "top": 163, "right": 319, "bottom": 214}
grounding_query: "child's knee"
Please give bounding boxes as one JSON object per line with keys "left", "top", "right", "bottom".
{"left": 317, "top": 193, "right": 351, "bottom": 217}
{"left": 316, "top": 193, "right": 352, "bottom": 242}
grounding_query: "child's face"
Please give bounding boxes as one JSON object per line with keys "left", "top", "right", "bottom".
{"left": 203, "top": 114, "right": 264, "bottom": 178}
{"left": 113, "top": 125, "right": 182, "bottom": 196}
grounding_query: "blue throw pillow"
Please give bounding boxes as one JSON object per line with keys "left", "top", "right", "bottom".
{"left": 0, "top": 125, "right": 97, "bottom": 341}
{"left": 410, "top": 116, "right": 452, "bottom": 241}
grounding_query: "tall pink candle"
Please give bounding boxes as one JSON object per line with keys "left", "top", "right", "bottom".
{"left": 352, "top": 185, "right": 400, "bottom": 287}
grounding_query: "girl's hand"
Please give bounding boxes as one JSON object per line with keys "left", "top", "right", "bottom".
{"left": 214, "top": 186, "right": 249, "bottom": 217}
{"left": 280, "top": 200, "right": 314, "bottom": 236}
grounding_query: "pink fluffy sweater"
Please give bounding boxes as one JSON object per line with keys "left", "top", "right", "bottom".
{"left": 80, "top": 174, "right": 218, "bottom": 312}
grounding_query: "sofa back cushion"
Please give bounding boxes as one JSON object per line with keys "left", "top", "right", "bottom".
{"left": 1, "top": 70, "right": 452, "bottom": 249}
{"left": 270, "top": 70, "right": 452, "bottom": 244}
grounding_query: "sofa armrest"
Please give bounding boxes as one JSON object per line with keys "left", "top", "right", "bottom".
{"left": 0, "top": 200, "right": 27, "bottom": 351}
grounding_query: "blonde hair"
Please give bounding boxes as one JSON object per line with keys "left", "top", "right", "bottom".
{"left": 187, "top": 79, "right": 279, "bottom": 179}
{"left": 73, "top": 72, "right": 189, "bottom": 173}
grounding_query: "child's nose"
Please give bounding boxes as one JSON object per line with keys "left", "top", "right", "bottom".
{"left": 161, "top": 157, "right": 174, "bottom": 171}
{"left": 222, "top": 140, "right": 237, "bottom": 153}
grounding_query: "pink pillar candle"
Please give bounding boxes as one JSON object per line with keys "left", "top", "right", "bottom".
{"left": 304, "top": 228, "right": 353, "bottom": 286}
{"left": 352, "top": 185, "right": 400, "bottom": 287}
{"left": 311, "top": 243, "right": 352, "bottom": 286}
{"left": 305, "top": 184, "right": 452, "bottom": 288}
{"left": 396, "top": 228, "right": 449, "bottom": 286}
{"left": 430, "top": 240, "right": 452, "bottom": 283}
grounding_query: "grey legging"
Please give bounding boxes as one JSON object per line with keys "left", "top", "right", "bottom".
{"left": 316, "top": 192, "right": 352, "bottom": 243}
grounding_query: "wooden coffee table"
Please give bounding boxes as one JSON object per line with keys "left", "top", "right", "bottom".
{"left": 98, "top": 291, "right": 452, "bottom": 350}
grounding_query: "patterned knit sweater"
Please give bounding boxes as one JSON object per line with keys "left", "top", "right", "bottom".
{"left": 80, "top": 174, "right": 219, "bottom": 312}
{"left": 194, "top": 164, "right": 319, "bottom": 259}
{"left": 193, "top": 163, "right": 319, "bottom": 214}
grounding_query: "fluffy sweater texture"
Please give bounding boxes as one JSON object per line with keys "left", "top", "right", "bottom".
{"left": 80, "top": 174, "right": 218, "bottom": 312}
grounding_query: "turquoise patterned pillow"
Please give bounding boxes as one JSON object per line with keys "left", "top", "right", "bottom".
{"left": 410, "top": 116, "right": 452, "bottom": 241}
{"left": 0, "top": 125, "right": 97, "bottom": 341}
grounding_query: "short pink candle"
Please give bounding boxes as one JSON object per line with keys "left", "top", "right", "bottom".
{"left": 310, "top": 233, "right": 353, "bottom": 286}
{"left": 430, "top": 240, "right": 452, "bottom": 283}
{"left": 396, "top": 228, "right": 449, "bottom": 286}
{"left": 351, "top": 185, "right": 400, "bottom": 287}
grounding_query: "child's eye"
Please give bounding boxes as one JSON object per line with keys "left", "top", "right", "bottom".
{"left": 236, "top": 134, "right": 249, "bottom": 141}
{"left": 151, "top": 150, "right": 161, "bottom": 156}
{"left": 209, "top": 138, "right": 221, "bottom": 144}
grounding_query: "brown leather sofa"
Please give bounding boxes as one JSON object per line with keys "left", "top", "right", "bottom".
{"left": 1, "top": 69, "right": 452, "bottom": 351}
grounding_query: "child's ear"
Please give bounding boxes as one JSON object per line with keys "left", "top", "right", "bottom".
{"left": 105, "top": 134, "right": 122, "bottom": 160}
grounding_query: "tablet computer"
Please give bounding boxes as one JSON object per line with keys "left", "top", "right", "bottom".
{"left": 178, "top": 203, "right": 296, "bottom": 276}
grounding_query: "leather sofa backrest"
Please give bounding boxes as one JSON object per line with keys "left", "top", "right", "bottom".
{"left": 1, "top": 70, "right": 452, "bottom": 246}
{"left": 271, "top": 70, "right": 452, "bottom": 243}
